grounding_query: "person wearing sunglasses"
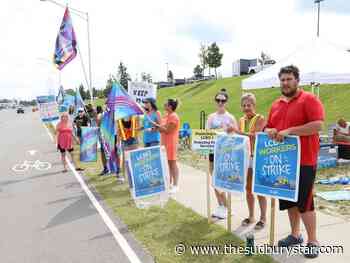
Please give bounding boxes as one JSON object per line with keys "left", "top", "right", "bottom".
{"left": 207, "top": 88, "right": 238, "bottom": 219}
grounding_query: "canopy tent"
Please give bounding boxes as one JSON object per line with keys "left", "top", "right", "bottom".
{"left": 242, "top": 38, "right": 350, "bottom": 90}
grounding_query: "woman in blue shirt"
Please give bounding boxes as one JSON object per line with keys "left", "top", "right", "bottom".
{"left": 142, "top": 98, "right": 161, "bottom": 147}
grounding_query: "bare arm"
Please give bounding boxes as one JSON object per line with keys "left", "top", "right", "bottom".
{"left": 275, "top": 120, "right": 323, "bottom": 142}
{"left": 157, "top": 122, "right": 176, "bottom": 134}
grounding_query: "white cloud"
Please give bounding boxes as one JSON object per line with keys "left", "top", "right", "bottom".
{"left": 1, "top": 0, "right": 350, "bottom": 100}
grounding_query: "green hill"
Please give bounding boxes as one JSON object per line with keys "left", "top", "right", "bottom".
{"left": 156, "top": 76, "right": 350, "bottom": 130}
{"left": 96, "top": 76, "right": 350, "bottom": 131}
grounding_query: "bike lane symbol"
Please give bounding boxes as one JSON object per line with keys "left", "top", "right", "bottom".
{"left": 12, "top": 160, "right": 52, "bottom": 173}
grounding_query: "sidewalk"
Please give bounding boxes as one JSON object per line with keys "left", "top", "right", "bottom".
{"left": 174, "top": 163, "right": 349, "bottom": 263}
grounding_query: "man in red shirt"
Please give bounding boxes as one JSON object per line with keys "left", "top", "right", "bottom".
{"left": 265, "top": 65, "right": 325, "bottom": 258}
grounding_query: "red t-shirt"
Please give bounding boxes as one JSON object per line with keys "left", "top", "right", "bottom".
{"left": 266, "top": 89, "right": 325, "bottom": 166}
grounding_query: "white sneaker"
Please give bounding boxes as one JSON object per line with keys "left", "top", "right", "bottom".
{"left": 212, "top": 206, "right": 221, "bottom": 218}
{"left": 216, "top": 206, "right": 227, "bottom": 219}
{"left": 169, "top": 186, "right": 179, "bottom": 194}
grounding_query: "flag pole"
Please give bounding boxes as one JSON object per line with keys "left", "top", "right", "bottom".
{"left": 86, "top": 12, "right": 93, "bottom": 105}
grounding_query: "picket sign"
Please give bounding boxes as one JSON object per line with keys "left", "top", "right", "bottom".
{"left": 212, "top": 134, "right": 250, "bottom": 232}
{"left": 253, "top": 132, "right": 301, "bottom": 245}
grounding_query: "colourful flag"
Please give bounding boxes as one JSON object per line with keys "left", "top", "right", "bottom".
{"left": 106, "top": 83, "right": 144, "bottom": 120}
{"left": 53, "top": 7, "right": 77, "bottom": 70}
{"left": 80, "top": 127, "right": 98, "bottom": 162}
{"left": 100, "top": 109, "right": 119, "bottom": 173}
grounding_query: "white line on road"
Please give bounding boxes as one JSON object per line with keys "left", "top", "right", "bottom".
{"left": 43, "top": 124, "right": 142, "bottom": 263}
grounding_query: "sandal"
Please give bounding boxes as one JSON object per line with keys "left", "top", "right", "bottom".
{"left": 62, "top": 169, "right": 68, "bottom": 173}
{"left": 254, "top": 220, "right": 265, "bottom": 230}
{"left": 241, "top": 218, "right": 255, "bottom": 226}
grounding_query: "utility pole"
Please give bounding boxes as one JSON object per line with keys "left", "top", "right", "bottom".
{"left": 315, "top": 0, "right": 325, "bottom": 37}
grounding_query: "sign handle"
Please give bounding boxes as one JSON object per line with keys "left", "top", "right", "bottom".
{"left": 227, "top": 193, "right": 232, "bottom": 232}
{"left": 207, "top": 168, "right": 212, "bottom": 224}
{"left": 269, "top": 198, "right": 276, "bottom": 245}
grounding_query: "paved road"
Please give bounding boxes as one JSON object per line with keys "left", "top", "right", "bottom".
{"left": 0, "top": 109, "right": 153, "bottom": 263}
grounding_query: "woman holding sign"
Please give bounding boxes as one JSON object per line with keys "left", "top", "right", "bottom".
{"left": 238, "top": 93, "right": 267, "bottom": 230}
{"left": 151, "top": 99, "right": 180, "bottom": 194}
{"left": 207, "top": 89, "right": 238, "bottom": 219}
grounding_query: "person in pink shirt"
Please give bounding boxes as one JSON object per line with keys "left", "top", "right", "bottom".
{"left": 56, "top": 112, "right": 76, "bottom": 172}
{"left": 151, "top": 99, "right": 180, "bottom": 194}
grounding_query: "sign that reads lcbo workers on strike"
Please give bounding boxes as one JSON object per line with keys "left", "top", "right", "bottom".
{"left": 191, "top": 129, "right": 221, "bottom": 154}
{"left": 253, "top": 132, "right": 301, "bottom": 202}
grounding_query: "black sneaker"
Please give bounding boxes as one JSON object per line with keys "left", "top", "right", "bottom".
{"left": 278, "top": 234, "right": 303, "bottom": 247}
{"left": 303, "top": 242, "right": 320, "bottom": 259}
{"left": 99, "top": 169, "right": 108, "bottom": 176}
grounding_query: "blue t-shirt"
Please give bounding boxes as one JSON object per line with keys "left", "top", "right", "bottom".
{"left": 143, "top": 111, "right": 161, "bottom": 144}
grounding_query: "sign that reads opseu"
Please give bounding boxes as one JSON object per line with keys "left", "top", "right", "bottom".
{"left": 253, "top": 132, "right": 300, "bottom": 202}
{"left": 127, "top": 146, "right": 168, "bottom": 199}
{"left": 213, "top": 134, "right": 249, "bottom": 193}
{"left": 36, "top": 95, "right": 59, "bottom": 123}
{"left": 128, "top": 81, "right": 157, "bottom": 104}
{"left": 191, "top": 129, "right": 218, "bottom": 154}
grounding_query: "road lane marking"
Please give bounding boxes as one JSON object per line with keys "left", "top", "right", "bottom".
{"left": 43, "top": 123, "right": 142, "bottom": 263}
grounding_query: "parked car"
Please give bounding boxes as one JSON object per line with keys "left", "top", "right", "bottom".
{"left": 17, "top": 107, "right": 24, "bottom": 114}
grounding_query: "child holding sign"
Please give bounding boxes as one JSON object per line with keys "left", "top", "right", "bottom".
{"left": 238, "top": 93, "right": 267, "bottom": 230}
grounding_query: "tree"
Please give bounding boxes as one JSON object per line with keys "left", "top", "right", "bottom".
{"left": 141, "top": 72, "right": 153, "bottom": 83}
{"left": 199, "top": 43, "right": 209, "bottom": 76}
{"left": 103, "top": 74, "right": 116, "bottom": 98}
{"left": 258, "top": 51, "right": 271, "bottom": 70}
{"left": 86, "top": 89, "right": 91, "bottom": 100}
{"left": 193, "top": 65, "right": 203, "bottom": 79}
{"left": 117, "top": 62, "right": 131, "bottom": 90}
{"left": 92, "top": 87, "right": 98, "bottom": 98}
{"left": 78, "top": 84, "right": 87, "bottom": 100}
{"left": 207, "top": 42, "right": 223, "bottom": 79}
{"left": 167, "top": 70, "right": 174, "bottom": 83}
{"left": 65, "top": 89, "right": 75, "bottom": 96}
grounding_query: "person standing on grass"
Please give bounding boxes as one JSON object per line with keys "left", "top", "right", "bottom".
{"left": 237, "top": 93, "right": 267, "bottom": 229}
{"left": 141, "top": 97, "right": 161, "bottom": 147}
{"left": 56, "top": 112, "right": 75, "bottom": 172}
{"left": 151, "top": 99, "right": 180, "bottom": 194}
{"left": 96, "top": 105, "right": 108, "bottom": 176}
{"left": 206, "top": 89, "right": 238, "bottom": 219}
{"left": 264, "top": 65, "right": 325, "bottom": 259}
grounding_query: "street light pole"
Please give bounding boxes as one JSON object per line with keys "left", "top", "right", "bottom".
{"left": 40, "top": 0, "right": 93, "bottom": 104}
{"left": 315, "top": 0, "right": 325, "bottom": 37}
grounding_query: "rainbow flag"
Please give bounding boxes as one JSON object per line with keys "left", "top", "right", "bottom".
{"left": 54, "top": 7, "right": 77, "bottom": 70}
{"left": 100, "top": 109, "right": 119, "bottom": 173}
{"left": 106, "top": 83, "right": 143, "bottom": 120}
{"left": 80, "top": 127, "right": 98, "bottom": 162}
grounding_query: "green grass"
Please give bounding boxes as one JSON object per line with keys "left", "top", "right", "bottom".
{"left": 95, "top": 76, "right": 350, "bottom": 130}
{"left": 83, "top": 174, "right": 274, "bottom": 263}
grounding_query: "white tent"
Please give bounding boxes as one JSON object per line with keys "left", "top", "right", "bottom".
{"left": 242, "top": 38, "right": 350, "bottom": 90}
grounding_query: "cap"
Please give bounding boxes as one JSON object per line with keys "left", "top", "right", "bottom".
{"left": 78, "top": 107, "right": 84, "bottom": 112}
{"left": 142, "top": 97, "right": 156, "bottom": 104}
